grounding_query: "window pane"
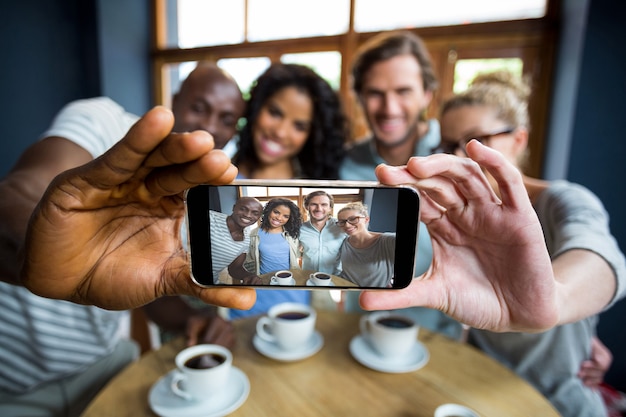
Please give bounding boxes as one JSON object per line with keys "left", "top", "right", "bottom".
{"left": 248, "top": 0, "right": 349, "bottom": 42}
{"left": 161, "top": 61, "right": 199, "bottom": 108}
{"left": 217, "top": 58, "right": 272, "bottom": 98}
{"left": 355, "top": 0, "right": 547, "bottom": 32}
{"left": 281, "top": 52, "right": 342, "bottom": 90}
{"left": 453, "top": 58, "right": 524, "bottom": 93}
{"left": 174, "top": 0, "right": 245, "bottom": 48}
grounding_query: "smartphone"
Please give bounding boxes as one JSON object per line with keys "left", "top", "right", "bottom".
{"left": 185, "top": 179, "right": 419, "bottom": 290}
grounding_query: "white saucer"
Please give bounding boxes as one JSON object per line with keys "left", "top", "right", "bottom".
{"left": 148, "top": 367, "right": 249, "bottom": 417}
{"left": 306, "top": 278, "right": 335, "bottom": 287}
{"left": 253, "top": 330, "right": 323, "bottom": 361}
{"left": 270, "top": 277, "right": 296, "bottom": 286}
{"left": 349, "top": 335, "right": 429, "bottom": 373}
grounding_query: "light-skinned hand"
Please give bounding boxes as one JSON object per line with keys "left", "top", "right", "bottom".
{"left": 361, "top": 140, "right": 558, "bottom": 332}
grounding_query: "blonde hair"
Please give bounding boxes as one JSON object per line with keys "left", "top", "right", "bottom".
{"left": 442, "top": 70, "right": 531, "bottom": 131}
{"left": 337, "top": 202, "right": 369, "bottom": 217}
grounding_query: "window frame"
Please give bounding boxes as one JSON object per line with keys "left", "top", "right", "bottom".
{"left": 150, "top": 0, "right": 558, "bottom": 177}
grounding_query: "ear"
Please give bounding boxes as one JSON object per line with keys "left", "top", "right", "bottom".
{"left": 512, "top": 127, "right": 529, "bottom": 155}
{"left": 423, "top": 89, "right": 434, "bottom": 107}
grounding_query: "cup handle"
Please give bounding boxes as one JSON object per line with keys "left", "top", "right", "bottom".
{"left": 270, "top": 277, "right": 277, "bottom": 284}
{"left": 256, "top": 317, "right": 276, "bottom": 344}
{"left": 170, "top": 371, "right": 192, "bottom": 401}
{"left": 359, "top": 314, "right": 371, "bottom": 337}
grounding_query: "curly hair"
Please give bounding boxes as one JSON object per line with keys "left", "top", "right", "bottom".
{"left": 259, "top": 198, "right": 302, "bottom": 239}
{"left": 234, "top": 63, "right": 347, "bottom": 179}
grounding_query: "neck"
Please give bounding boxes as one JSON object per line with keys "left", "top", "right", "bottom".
{"left": 375, "top": 121, "right": 425, "bottom": 166}
{"left": 310, "top": 218, "right": 327, "bottom": 231}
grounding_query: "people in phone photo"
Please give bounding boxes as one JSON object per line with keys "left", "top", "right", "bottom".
{"left": 233, "top": 63, "right": 347, "bottom": 179}
{"left": 299, "top": 190, "right": 346, "bottom": 275}
{"left": 231, "top": 198, "right": 308, "bottom": 318}
{"left": 209, "top": 196, "right": 264, "bottom": 285}
{"left": 337, "top": 202, "right": 396, "bottom": 288}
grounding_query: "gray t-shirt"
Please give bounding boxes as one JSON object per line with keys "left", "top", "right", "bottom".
{"left": 340, "top": 232, "right": 396, "bottom": 287}
{"left": 469, "top": 180, "right": 626, "bottom": 417}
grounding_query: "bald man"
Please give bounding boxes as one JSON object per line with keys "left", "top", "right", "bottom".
{"left": 171, "top": 62, "right": 245, "bottom": 151}
{"left": 210, "top": 196, "right": 264, "bottom": 285}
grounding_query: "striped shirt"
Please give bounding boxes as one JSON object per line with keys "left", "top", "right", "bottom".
{"left": 209, "top": 211, "right": 252, "bottom": 283}
{"left": 0, "top": 97, "right": 136, "bottom": 394}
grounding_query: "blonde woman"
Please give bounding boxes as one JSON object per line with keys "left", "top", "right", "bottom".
{"left": 337, "top": 202, "right": 395, "bottom": 287}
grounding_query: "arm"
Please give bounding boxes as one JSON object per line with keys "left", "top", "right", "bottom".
{"left": 0, "top": 137, "right": 92, "bottom": 285}
{"left": 143, "top": 297, "right": 236, "bottom": 349}
{"left": 228, "top": 253, "right": 262, "bottom": 285}
{"left": 20, "top": 106, "right": 256, "bottom": 311}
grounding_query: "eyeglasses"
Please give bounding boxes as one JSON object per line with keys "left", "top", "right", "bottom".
{"left": 336, "top": 216, "right": 364, "bottom": 227}
{"left": 433, "top": 127, "right": 515, "bottom": 155}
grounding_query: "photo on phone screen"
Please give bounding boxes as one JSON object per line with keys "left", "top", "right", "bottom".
{"left": 185, "top": 180, "right": 419, "bottom": 290}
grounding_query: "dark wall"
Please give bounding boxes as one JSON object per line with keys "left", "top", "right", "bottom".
{"left": 0, "top": 0, "right": 150, "bottom": 177}
{"left": 567, "top": 0, "right": 626, "bottom": 392}
{"left": 0, "top": 0, "right": 101, "bottom": 176}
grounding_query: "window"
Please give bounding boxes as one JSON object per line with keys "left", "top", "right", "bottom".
{"left": 152, "top": 0, "right": 555, "bottom": 177}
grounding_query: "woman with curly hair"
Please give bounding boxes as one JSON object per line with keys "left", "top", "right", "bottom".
{"left": 232, "top": 198, "right": 307, "bottom": 318}
{"left": 233, "top": 63, "right": 347, "bottom": 179}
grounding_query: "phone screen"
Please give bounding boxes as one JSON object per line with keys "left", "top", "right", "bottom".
{"left": 185, "top": 180, "right": 419, "bottom": 289}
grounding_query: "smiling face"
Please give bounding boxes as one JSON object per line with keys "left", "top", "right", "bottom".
{"left": 359, "top": 54, "right": 432, "bottom": 149}
{"left": 267, "top": 204, "right": 292, "bottom": 232}
{"left": 172, "top": 65, "right": 245, "bottom": 150}
{"left": 251, "top": 86, "right": 312, "bottom": 167}
{"left": 336, "top": 209, "right": 368, "bottom": 236}
{"left": 230, "top": 197, "right": 263, "bottom": 229}
{"left": 306, "top": 194, "right": 332, "bottom": 223}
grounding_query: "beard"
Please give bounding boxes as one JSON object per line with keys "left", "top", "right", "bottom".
{"left": 373, "top": 116, "right": 421, "bottom": 150}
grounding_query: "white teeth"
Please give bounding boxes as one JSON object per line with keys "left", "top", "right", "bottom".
{"left": 265, "top": 140, "right": 283, "bottom": 153}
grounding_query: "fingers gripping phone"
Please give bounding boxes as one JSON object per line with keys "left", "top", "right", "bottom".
{"left": 184, "top": 179, "right": 419, "bottom": 290}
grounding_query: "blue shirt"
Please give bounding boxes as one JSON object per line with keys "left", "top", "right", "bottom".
{"left": 257, "top": 230, "right": 290, "bottom": 274}
{"left": 231, "top": 229, "right": 310, "bottom": 319}
{"left": 299, "top": 219, "right": 346, "bottom": 275}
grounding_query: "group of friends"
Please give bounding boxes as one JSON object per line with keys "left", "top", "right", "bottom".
{"left": 1, "top": 30, "right": 625, "bottom": 417}
{"left": 213, "top": 190, "right": 395, "bottom": 291}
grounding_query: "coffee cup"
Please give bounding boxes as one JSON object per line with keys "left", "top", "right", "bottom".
{"left": 434, "top": 403, "right": 480, "bottom": 417}
{"left": 359, "top": 311, "right": 419, "bottom": 357}
{"left": 309, "top": 271, "right": 332, "bottom": 286}
{"left": 271, "top": 270, "right": 293, "bottom": 285}
{"left": 256, "top": 302, "right": 316, "bottom": 349}
{"left": 170, "top": 344, "right": 232, "bottom": 401}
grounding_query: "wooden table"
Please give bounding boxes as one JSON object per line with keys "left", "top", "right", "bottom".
{"left": 82, "top": 311, "right": 559, "bottom": 417}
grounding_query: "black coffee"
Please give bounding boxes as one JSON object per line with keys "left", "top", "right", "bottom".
{"left": 276, "top": 311, "right": 309, "bottom": 320}
{"left": 314, "top": 273, "right": 330, "bottom": 280}
{"left": 277, "top": 272, "right": 291, "bottom": 278}
{"left": 378, "top": 317, "right": 413, "bottom": 329}
{"left": 184, "top": 353, "right": 226, "bottom": 369}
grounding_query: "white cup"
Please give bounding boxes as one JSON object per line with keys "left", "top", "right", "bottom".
{"left": 256, "top": 302, "right": 316, "bottom": 350}
{"left": 309, "top": 271, "right": 332, "bottom": 286}
{"left": 270, "top": 270, "right": 293, "bottom": 285}
{"left": 360, "top": 311, "right": 419, "bottom": 357}
{"left": 170, "top": 344, "right": 232, "bottom": 401}
{"left": 434, "top": 403, "right": 480, "bottom": 417}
